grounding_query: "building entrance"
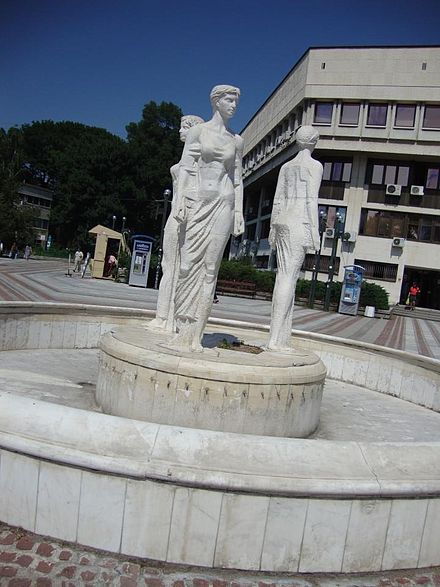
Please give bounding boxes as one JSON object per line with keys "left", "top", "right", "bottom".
{"left": 401, "top": 267, "right": 440, "bottom": 310}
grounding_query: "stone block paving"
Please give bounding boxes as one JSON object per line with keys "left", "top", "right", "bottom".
{"left": 1, "top": 523, "right": 440, "bottom": 587}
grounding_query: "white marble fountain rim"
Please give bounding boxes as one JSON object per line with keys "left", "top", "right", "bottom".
{"left": 1, "top": 302, "right": 440, "bottom": 499}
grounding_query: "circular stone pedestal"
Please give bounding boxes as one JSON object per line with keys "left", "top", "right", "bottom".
{"left": 96, "top": 326, "right": 326, "bottom": 437}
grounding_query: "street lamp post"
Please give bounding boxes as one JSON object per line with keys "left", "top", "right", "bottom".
{"left": 308, "top": 211, "right": 327, "bottom": 309}
{"left": 323, "top": 212, "right": 344, "bottom": 311}
{"left": 154, "top": 188, "right": 172, "bottom": 290}
{"left": 112, "top": 215, "right": 116, "bottom": 230}
{"left": 122, "top": 216, "right": 126, "bottom": 232}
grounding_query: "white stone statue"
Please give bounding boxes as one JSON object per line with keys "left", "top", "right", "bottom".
{"left": 267, "top": 125, "right": 323, "bottom": 351}
{"left": 149, "top": 115, "right": 204, "bottom": 332}
{"left": 170, "top": 85, "right": 244, "bottom": 352}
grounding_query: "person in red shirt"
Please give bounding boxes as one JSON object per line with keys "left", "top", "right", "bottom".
{"left": 408, "top": 283, "right": 421, "bottom": 310}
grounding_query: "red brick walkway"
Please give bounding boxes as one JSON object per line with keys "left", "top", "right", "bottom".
{"left": 1, "top": 523, "right": 440, "bottom": 586}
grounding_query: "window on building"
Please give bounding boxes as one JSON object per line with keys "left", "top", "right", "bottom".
{"left": 405, "top": 215, "right": 440, "bottom": 243}
{"left": 360, "top": 210, "right": 440, "bottom": 244}
{"left": 255, "top": 255, "right": 269, "bottom": 269}
{"left": 422, "top": 105, "right": 440, "bottom": 129}
{"left": 260, "top": 218, "right": 271, "bottom": 239}
{"left": 369, "top": 163, "right": 410, "bottom": 186}
{"left": 355, "top": 259, "right": 398, "bottom": 282}
{"left": 261, "top": 196, "right": 273, "bottom": 216}
{"left": 420, "top": 217, "right": 433, "bottom": 241}
{"left": 318, "top": 205, "right": 347, "bottom": 230}
{"left": 367, "top": 103, "right": 388, "bottom": 127}
{"left": 359, "top": 209, "right": 405, "bottom": 238}
{"left": 303, "top": 254, "right": 340, "bottom": 274}
{"left": 246, "top": 193, "right": 259, "bottom": 220}
{"left": 322, "top": 161, "right": 352, "bottom": 182}
{"left": 245, "top": 223, "right": 256, "bottom": 241}
{"left": 33, "top": 218, "right": 49, "bottom": 229}
{"left": 314, "top": 102, "right": 333, "bottom": 125}
{"left": 340, "top": 103, "right": 360, "bottom": 125}
{"left": 426, "top": 168, "right": 440, "bottom": 190}
{"left": 394, "top": 104, "right": 416, "bottom": 128}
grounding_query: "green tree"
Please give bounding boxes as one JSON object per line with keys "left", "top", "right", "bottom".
{"left": 21, "top": 121, "right": 139, "bottom": 247}
{"left": 0, "top": 128, "right": 34, "bottom": 249}
{"left": 126, "top": 101, "right": 183, "bottom": 239}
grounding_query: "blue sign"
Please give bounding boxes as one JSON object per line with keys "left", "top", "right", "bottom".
{"left": 134, "top": 241, "right": 151, "bottom": 254}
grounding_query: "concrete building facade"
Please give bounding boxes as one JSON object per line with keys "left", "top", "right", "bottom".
{"left": 18, "top": 183, "right": 53, "bottom": 247}
{"left": 236, "top": 46, "right": 440, "bottom": 309}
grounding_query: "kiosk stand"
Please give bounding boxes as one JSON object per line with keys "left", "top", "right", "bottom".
{"left": 128, "top": 235, "right": 154, "bottom": 288}
{"left": 338, "top": 265, "right": 364, "bottom": 316}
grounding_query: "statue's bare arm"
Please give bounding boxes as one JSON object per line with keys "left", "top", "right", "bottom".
{"left": 307, "top": 160, "right": 323, "bottom": 251}
{"left": 269, "top": 165, "right": 287, "bottom": 249}
{"left": 173, "top": 126, "right": 202, "bottom": 222}
{"left": 233, "top": 135, "right": 245, "bottom": 236}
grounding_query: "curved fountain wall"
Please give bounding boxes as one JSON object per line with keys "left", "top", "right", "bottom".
{"left": 1, "top": 302, "right": 440, "bottom": 573}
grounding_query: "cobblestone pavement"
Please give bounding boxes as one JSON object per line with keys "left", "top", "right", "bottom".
{"left": 1, "top": 524, "right": 440, "bottom": 587}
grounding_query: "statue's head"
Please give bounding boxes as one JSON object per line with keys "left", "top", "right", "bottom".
{"left": 210, "top": 85, "right": 241, "bottom": 118}
{"left": 180, "top": 115, "right": 204, "bottom": 142}
{"left": 295, "top": 125, "right": 319, "bottom": 150}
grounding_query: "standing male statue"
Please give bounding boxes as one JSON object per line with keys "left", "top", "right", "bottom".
{"left": 267, "top": 125, "right": 323, "bottom": 351}
{"left": 149, "top": 115, "right": 204, "bottom": 332}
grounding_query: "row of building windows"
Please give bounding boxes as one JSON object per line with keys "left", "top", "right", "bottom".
{"left": 366, "top": 160, "right": 440, "bottom": 192}
{"left": 314, "top": 101, "right": 440, "bottom": 130}
{"left": 303, "top": 255, "right": 399, "bottom": 283}
{"left": 24, "top": 195, "right": 51, "bottom": 208}
{"left": 243, "top": 107, "right": 304, "bottom": 174}
{"left": 33, "top": 218, "right": 49, "bottom": 229}
{"left": 359, "top": 209, "right": 440, "bottom": 243}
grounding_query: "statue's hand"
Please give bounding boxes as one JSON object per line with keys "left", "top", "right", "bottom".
{"left": 268, "top": 227, "right": 277, "bottom": 250}
{"left": 174, "top": 204, "right": 186, "bottom": 223}
{"left": 233, "top": 211, "right": 244, "bottom": 236}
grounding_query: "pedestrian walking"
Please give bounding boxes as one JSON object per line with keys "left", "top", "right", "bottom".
{"left": 9, "top": 242, "right": 18, "bottom": 259}
{"left": 407, "top": 282, "right": 421, "bottom": 311}
{"left": 73, "top": 249, "right": 84, "bottom": 272}
{"left": 24, "top": 244, "right": 32, "bottom": 260}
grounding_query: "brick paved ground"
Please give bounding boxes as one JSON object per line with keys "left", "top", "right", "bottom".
{"left": 1, "top": 257, "right": 440, "bottom": 359}
{"left": 1, "top": 523, "right": 440, "bottom": 587}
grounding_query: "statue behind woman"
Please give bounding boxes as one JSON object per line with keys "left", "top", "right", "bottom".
{"left": 170, "top": 85, "right": 244, "bottom": 352}
{"left": 149, "top": 114, "right": 204, "bottom": 333}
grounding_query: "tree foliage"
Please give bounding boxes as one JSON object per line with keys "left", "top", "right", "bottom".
{"left": 21, "top": 120, "right": 139, "bottom": 247}
{"left": 126, "top": 101, "right": 182, "bottom": 235}
{"left": 0, "top": 128, "right": 34, "bottom": 247}
{"left": 0, "top": 100, "right": 183, "bottom": 250}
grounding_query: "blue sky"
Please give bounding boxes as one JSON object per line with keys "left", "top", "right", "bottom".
{"left": 1, "top": 0, "right": 439, "bottom": 138}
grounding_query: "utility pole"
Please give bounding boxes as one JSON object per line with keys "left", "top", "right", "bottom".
{"left": 154, "top": 188, "right": 172, "bottom": 289}
{"left": 323, "top": 212, "right": 344, "bottom": 311}
{"left": 308, "top": 211, "right": 327, "bottom": 309}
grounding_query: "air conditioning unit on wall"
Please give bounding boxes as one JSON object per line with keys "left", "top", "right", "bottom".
{"left": 386, "top": 184, "right": 402, "bottom": 196}
{"left": 393, "top": 237, "right": 406, "bottom": 248}
{"left": 410, "top": 185, "right": 424, "bottom": 196}
{"left": 343, "top": 231, "right": 357, "bottom": 243}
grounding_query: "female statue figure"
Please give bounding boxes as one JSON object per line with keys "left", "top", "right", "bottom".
{"left": 149, "top": 114, "right": 204, "bottom": 332}
{"left": 171, "top": 85, "right": 244, "bottom": 352}
{"left": 267, "top": 125, "right": 323, "bottom": 351}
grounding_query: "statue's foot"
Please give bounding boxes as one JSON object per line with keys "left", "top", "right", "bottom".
{"left": 148, "top": 317, "right": 167, "bottom": 330}
{"left": 264, "top": 343, "right": 295, "bottom": 353}
{"left": 160, "top": 340, "right": 204, "bottom": 354}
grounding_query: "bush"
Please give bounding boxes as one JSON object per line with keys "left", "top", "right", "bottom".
{"left": 359, "top": 281, "right": 389, "bottom": 310}
{"left": 218, "top": 259, "right": 389, "bottom": 310}
{"left": 33, "top": 245, "right": 70, "bottom": 258}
